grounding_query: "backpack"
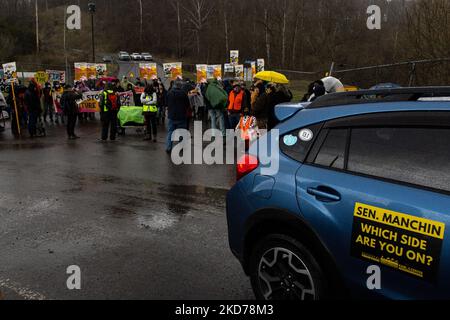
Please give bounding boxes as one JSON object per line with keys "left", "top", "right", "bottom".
{"left": 106, "top": 92, "right": 119, "bottom": 111}
{"left": 205, "top": 83, "right": 228, "bottom": 110}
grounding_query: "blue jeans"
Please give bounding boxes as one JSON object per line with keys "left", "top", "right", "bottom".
{"left": 208, "top": 109, "right": 225, "bottom": 136}
{"left": 166, "top": 119, "right": 187, "bottom": 151}
{"left": 228, "top": 112, "right": 241, "bottom": 130}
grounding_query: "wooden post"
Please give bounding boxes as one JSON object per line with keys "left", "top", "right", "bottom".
{"left": 11, "top": 81, "right": 21, "bottom": 136}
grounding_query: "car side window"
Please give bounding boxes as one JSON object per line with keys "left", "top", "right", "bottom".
{"left": 348, "top": 127, "right": 450, "bottom": 193}
{"left": 312, "top": 128, "right": 348, "bottom": 170}
{"left": 280, "top": 123, "right": 323, "bottom": 163}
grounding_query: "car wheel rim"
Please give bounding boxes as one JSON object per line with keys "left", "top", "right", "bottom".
{"left": 257, "top": 247, "right": 316, "bottom": 300}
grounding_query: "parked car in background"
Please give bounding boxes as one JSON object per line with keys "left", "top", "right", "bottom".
{"left": 226, "top": 87, "right": 450, "bottom": 300}
{"left": 142, "top": 52, "right": 153, "bottom": 61}
{"left": 102, "top": 55, "right": 113, "bottom": 63}
{"left": 118, "top": 51, "right": 131, "bottom": 61}
{"left": 131, "top": 53, "right": 142, "bottom": 61}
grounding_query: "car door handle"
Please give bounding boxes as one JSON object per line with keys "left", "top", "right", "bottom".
{"left": 307, "top": 187, "right": 341, "bottom": 202}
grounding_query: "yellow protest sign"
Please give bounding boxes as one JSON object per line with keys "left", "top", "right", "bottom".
{"left": 35, "top": 71, "right": 49, "bottom": 84}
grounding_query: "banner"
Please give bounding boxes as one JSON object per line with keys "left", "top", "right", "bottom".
{"left": 78, "top": 90, "right": 101, "bottom": 113}
{"left": 234, "top": 64, "right": 244, "bottom": 80}
{"left": 230, "top": 50, "right": 239, "bottom": 65}
{"left": 118, "top": 91, "right": 135, "bottom": 107}
{"left": 163, "top": 62, "right": 182, "bottom": 80}
{"left": 74, "top": 63, "right": 87, "bottom": 81}
{"left": 139, "top": 63, "right": 157, "bottom": 80}
{"left": 46, "top": 70, "right": 66, "bottom": 84}
{"left": 196, "top": 64, "right": 207, "bottom": 83}
{"left": 207, "top": 65, "right": 222, "bottom": 80}
{"left": 2, "top": 62, "right": 17, "bottom": 83}
{"left": 96, "top": 64, "right": 108, "bottom": 77}
{"left": 257, "top": 59, "right": 265, "bottom": 73}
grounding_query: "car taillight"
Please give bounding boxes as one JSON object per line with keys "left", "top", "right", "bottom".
{"left": 237, "top": 154, "right": 259, "bottom": 180}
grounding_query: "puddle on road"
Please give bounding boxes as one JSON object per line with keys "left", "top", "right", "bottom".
{"left": 136, "top": 209, "right": 178, "bottom": 231}
{"left": 61, "top": 172, "right": 227, "bottom": 231}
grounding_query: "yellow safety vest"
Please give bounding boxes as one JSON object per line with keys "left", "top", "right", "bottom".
{"left": 102, "top": 90, "right": 115, "bottom": 112}
{"left": 142, "top": 94, "right": 158, "bottom": 113}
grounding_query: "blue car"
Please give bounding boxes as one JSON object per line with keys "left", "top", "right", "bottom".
{"left": 226, "top": 87, "right": 450, "bottom": 300}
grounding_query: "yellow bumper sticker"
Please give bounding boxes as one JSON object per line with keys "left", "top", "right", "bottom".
{"left": 351, "top": 202, "right": 446, "bottom": 283}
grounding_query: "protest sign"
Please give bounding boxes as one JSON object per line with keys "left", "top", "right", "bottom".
{"left": 119, "top": 91, "right": 135, "bottom": 107}
{"left": 163, "top": 62, "right": 182, "bottom": 80}
{"left": 46, "top": 70, "right": 66, "bottom": 84}
{"left": 139, "top": 63, "right": 157, "bottom": 80}
{"left": 134, "top": 86, "right": 145, "bottom": 94}
{"left": 78, "top": 91, "right": 101, "bottom": 113}
{"left": 196, "top": 64, "right": 207, "bottom": 83}
{"left": 207, "top": 65, "right": 222, "bottom": 80}
{"left": 257, "top": 59, "right": 265, "bottom": 73}
{"left": 2, "top": 62, "right": 17, "bottom": 83}
{"left": 234, "top": 65, "right": 244, "bottom": 80}
{"left": 230, "top": 50, "right": 239, "bottom": 65}
{"left": 86, "top": 63, "right": 97, "bottom": 79}
{"left": 35, "top": 71, "right": 49, "bottom": 85}
{"left": 74, "top": 63, "right": 87, "bottom": 81}
{"left": 96, "top": 64, "right": 108, "bottom": 77}
{"left": 224, "top": 63, "right": 234, "bottom": 74}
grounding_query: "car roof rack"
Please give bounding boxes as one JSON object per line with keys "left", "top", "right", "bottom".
{"left": 307, "top": 87, "right": 450, "bottom": 109}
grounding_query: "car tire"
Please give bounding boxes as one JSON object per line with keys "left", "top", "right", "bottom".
{"left": 249, "top": 234, "right": 327, "bottom": 301}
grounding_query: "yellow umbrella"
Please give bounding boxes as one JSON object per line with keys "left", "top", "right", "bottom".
{"left": 254, "top": 71, "right": 290, "bottom": 84}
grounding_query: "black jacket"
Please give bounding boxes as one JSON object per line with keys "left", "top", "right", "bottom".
{"left": 61, "top": 90, "right": 82, "bottom": 115}
{"left": 167, "top": 87, "right": 190, "bottom": 121}
{"left": 24, "top": 87, "right": 41, "bottom": 114}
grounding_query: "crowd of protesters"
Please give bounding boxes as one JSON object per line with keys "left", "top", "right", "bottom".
{"left": 0, "top": 73, "right": 294, "bottom": 151}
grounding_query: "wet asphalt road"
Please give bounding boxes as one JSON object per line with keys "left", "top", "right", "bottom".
{"left": 0, "top": 119, "right": 254, "bottom": 300}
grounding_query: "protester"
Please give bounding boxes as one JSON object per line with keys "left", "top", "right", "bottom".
{"left": 227, "top": 81, "right": 251, "bottom": 129}
{"left": 114, "top": 79, "right": 125, "bottom": 93}
{"left": 204, "top": 79, "right": 228, "bottom": 137}
{"left": 42, "top": 82, "right": 54, "bottom": 123}
{"left": 6, "top": 85, "right": 26, "bottom": 136}
{"left": 305, "top": 80, "right": 326, "bottom": 102}
{"left": 0, "top": 90, "right": 6, "bottom": 132}
{"left": 156, "top": 82, "right": 168, "bottom": 125}
{"left": 188, "top": 82, "right": 205, "bottom": 122}
{"left": 24, "top": 80, "right": 42, "bottom": 138}
{"left": 166, "top": 80, "right": 190, "bottom": 153}
{"left": 60, "top": 84, "right": 82, "bottom": 140}
{"left": 99, "top": 83, "right": 121, "bottom": 141}
{"left": 141, "top": 84, "right": 158, "bottom": 142}
{"left": 53, "top": 82, "right": 65, "bottom": 125}
{"left": 252, "top": 83, "right": 275, "bottom": 130}
{"left": 268, "top": 84, "right": 293, "bottom": 130}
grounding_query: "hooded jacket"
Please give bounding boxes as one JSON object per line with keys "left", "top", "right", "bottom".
{"left": 167, "top": 82, "right": 190, "bottom": 121}
{"left": 205, "top": 80, "right": 228, "bottom": 110}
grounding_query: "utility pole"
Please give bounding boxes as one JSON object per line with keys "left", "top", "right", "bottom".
{"left": 64, "top": 8, "right": 68, "bottom": 83}
{"left": 35, "top": 0, "right": 39, "bottom": 53}
{"left": 88, "top": 3, "right": 96, "bottom": 63}
{"left": 139, "top": 0, "right": 143, "bottom": 50}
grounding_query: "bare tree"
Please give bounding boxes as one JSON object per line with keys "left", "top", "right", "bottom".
{"left": 179, "top": 0, "right": 214, "bottom": 58}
